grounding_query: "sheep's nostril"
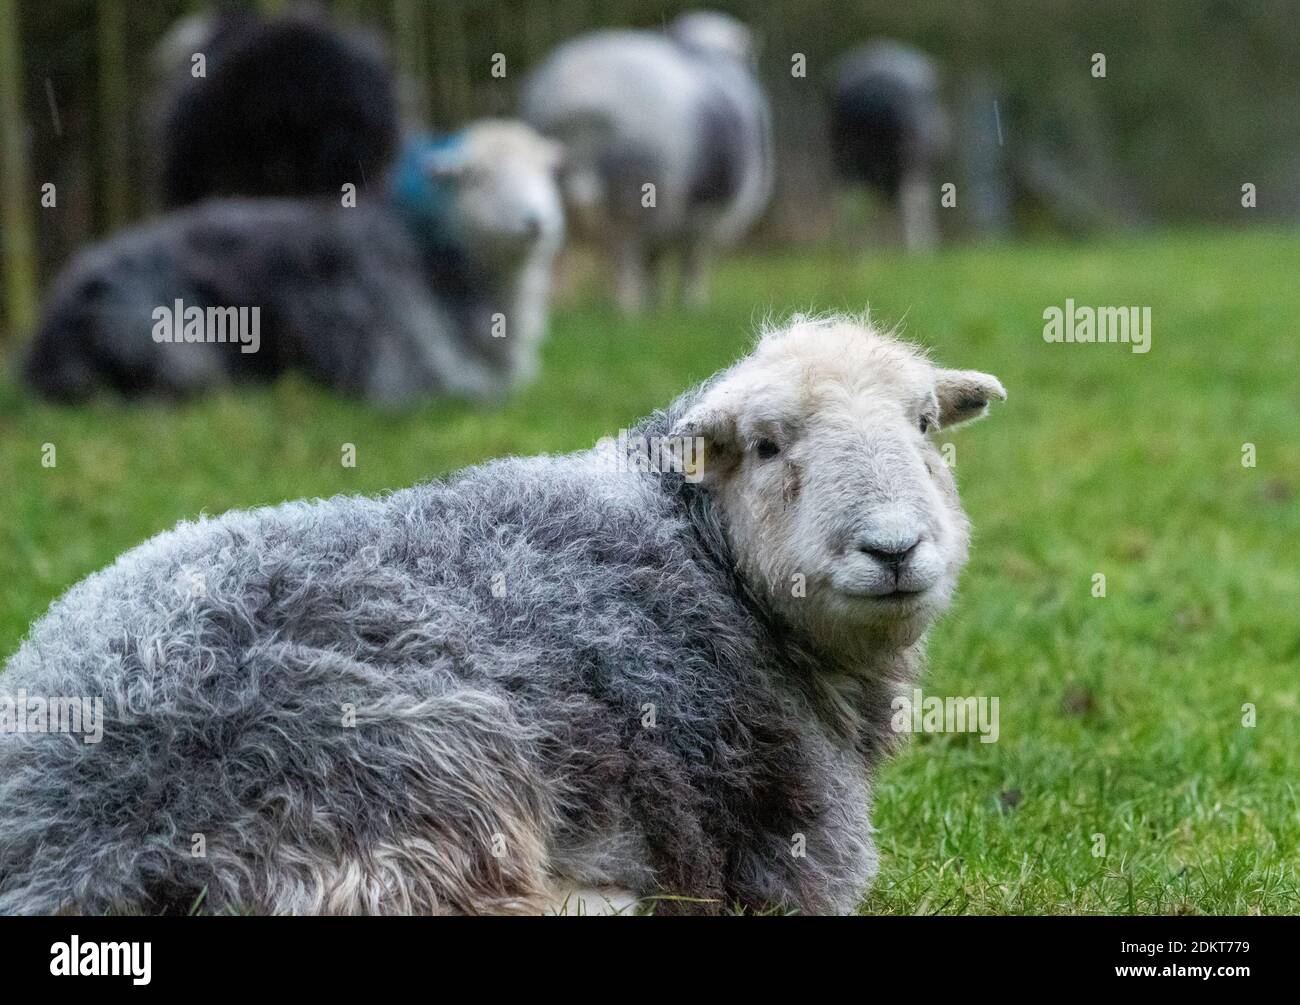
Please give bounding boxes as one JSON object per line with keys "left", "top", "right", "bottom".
{"left": 858, "top": 538, "right": 920, "bottom": 570}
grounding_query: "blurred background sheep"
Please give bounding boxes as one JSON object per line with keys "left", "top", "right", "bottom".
{"left": 23, "top": 120, "right": 564, "bottom": 405}
{"left": 827, "top": 41, "right": 950, "bottom": 251}
{"left": 522, "top": 10, "right": 772, "bottom": 312}
{"left": 150, "top": 5, "right": 400, "bottom": 207}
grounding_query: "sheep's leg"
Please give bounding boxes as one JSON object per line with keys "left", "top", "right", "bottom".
{"left": 833, "top": 187, "right": 874, "bottom": 250}
{"left": 898, "top": 170, "right": 938, "bottom": 251}
{"left": 613, "top": 238, "right": 650, "bottom": 316}
{"left": 649, "top": 246, "right": 674, "bottom": 310}
{"left": 362, "top": 310, "right": 503, "bottom": 408}
{"left": 680, "top": 242, "right": 712, "bottom": 309}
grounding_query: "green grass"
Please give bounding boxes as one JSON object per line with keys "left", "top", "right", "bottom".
{"left": 3, "top": 228, "right": 1298, "bottom": 914}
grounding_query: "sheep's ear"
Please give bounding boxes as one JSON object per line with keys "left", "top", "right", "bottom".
{"left": 670, "top": 392, "right": 740, "bottom": 480}
{"left": 935, "top": 369, "right": 1006, "bottom": 428}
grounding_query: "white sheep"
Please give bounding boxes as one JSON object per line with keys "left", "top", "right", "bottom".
{"left": 521, "top": 10, "right": 772, "bottom": 313}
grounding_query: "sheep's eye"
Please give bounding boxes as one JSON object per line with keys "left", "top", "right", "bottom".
{"left": 755, "top": 439, "right": 780, "bottom": 460}
{"left": 918, "top": 416, "right": 932, "bottom": 434}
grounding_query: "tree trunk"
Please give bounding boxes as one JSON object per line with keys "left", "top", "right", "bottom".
{"left": 434, "top": 0, "right": 474, "bottom": 126}
{"left": 97, "top": 0, "right": 131, "bottom": 230}
{"left": 0, "top": 0, "right": 37, "bottom": 341}
{"left": 393, "top": 0, "right": 430, "bottom": 126}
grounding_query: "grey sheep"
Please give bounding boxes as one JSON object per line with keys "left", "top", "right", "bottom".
{"left": 23, "top": 121, "right": 564, "bottom": 408}
{"left": 0, "top": 315, "right": 1005, "bottom": 915}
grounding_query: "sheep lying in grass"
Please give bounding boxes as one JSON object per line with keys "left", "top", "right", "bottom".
{"left": 23, "top": 121, "right": 565, "bottom": 406}
{"left": 828, "top": 41, "right": 951, "bottom": 250}
{"left": 522, "top": 10, "right": 772, "bottom": 313}
{"left": 0, "top": 315, "right": 1005, "bottom": 915}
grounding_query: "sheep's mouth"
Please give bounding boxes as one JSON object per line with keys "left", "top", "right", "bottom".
{"left": 868, "top": 588, "right": 927, "bottom": 602}
{"left": 838, "top": 586, "right": 929, "bottom": 603}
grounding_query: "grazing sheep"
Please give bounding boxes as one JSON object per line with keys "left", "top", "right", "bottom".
{"left": 22, "top": 121, "right": 565, "bottom": 406}
{"left": 522, "top": 10, "right": 772, "bottom": 313}
{"left": 153, "top": 6, "right": 399, "bottom": 207}
{"left": 0, "top": 315, "right": 1005, "bottom": 915}
{"left": 828, "top": 41, "right": 951, "bottom": 250}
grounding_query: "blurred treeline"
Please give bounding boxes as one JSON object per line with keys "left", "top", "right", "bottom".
{"left": 2, "top": 0, "right": 1299, "bottom": 340}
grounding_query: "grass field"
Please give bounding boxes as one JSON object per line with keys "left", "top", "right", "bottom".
{"left": 2, "top": 228, "right": 1298, "bottom": 914}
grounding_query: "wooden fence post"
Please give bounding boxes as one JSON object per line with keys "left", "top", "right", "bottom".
{"left": 0, "top": 0, "right": 37, "bottom": 341}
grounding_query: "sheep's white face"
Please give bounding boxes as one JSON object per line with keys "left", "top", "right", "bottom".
{"left": 674, "top": 317, "right": 1005, "bottom": 651}
{"left": 425, "top": 120, "right": 566, "bottom": 266}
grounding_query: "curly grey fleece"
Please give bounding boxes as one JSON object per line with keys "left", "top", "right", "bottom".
{"left": 0, "top": 396, "right": 936, "bottom": 917}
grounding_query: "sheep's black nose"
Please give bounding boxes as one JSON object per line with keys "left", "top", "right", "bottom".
{"left": 858, "top": 538, "right": 920, "bottom": 570}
